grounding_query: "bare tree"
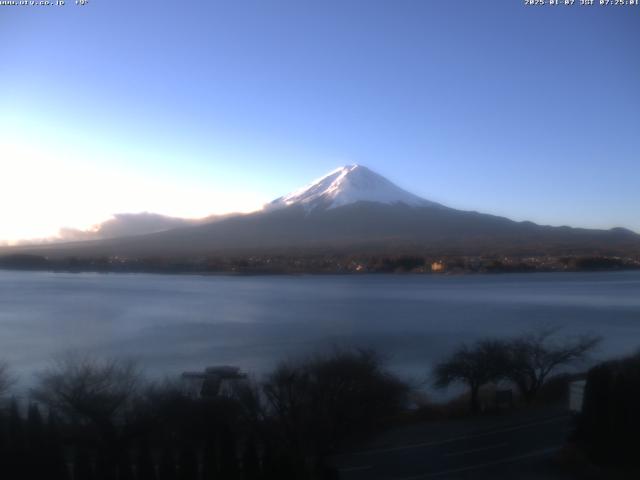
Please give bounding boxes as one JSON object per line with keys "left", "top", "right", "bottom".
{"left": 31, "top": 353, "right": 143, "bottom": 478}
{"left": 32, "top": 353, "right": 141, "bottom": 428}
{"left": 0, "top": 361, "right": 14, "bottom": 397}
{"left": 505, "top": 329, "right": 601, "bottom": 403}
{"left": 433, "top": 339, "right": 509, "bottom": 414}
{"left": 263, "top": 349, "right": 409, "bottom": 461}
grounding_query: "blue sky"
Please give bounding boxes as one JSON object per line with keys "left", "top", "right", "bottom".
{"left": 1, "top": 0, "right": 639, "bottom": 241}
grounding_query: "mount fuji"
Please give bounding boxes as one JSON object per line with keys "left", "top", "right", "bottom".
{"left": 3, "top": 165, "right": 639, "bottom": 259}
{"left": 266, "top": 165, "right": 441, "bottom": 211}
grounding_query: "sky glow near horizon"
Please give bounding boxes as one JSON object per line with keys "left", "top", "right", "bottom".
{"left": 1, "top": 0, "right": 639, "bottom": 242}
{"left": 0, "top": 126, "right": 268, "bottom": 243}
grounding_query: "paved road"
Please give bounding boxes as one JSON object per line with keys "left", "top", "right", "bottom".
{"left": 332, "top": 408, "right": 574, "bottom": 480}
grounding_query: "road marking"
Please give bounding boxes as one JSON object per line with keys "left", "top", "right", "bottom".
{"left": 345, "top": 415, "right": 568, "bottom": 456}
{"left": 444, "top": 442, "right": 509, "bottom": 457}
{"left": 395, "top": 446, "right": 562, "bottom": 479}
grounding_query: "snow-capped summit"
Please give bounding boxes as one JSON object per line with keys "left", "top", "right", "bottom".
{"left": 267, "top": 165, "right": 441, "bottom": 211}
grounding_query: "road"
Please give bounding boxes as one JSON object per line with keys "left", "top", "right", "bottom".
{"left": 332, "top": 407, "right": 575, "bottom": 480}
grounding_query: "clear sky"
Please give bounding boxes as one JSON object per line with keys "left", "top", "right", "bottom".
{"left": 1, "top": 0, "right": 639, "bottom": 242}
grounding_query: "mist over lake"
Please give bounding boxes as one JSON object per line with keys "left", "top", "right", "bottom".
{"left": 2, "top": 270, "right": 639, "bottom": 390}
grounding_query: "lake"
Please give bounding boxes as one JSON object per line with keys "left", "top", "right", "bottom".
{"left": 1, "top": 270, "right": 639, "bottom": 391}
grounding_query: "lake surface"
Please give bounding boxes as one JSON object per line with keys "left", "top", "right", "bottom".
{"left": 1, "top": 270, "right": 639, "bottom": 390}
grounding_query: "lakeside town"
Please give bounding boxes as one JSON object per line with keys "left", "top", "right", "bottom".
{"left": 1, "top": 252, "right": 639, "bottom": 275}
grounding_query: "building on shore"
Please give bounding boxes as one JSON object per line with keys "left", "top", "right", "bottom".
{"left": 182, "top": 365, "right": 248, "bottom": 399}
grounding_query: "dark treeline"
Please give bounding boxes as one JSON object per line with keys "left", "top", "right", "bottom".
{"left": 0, "top": 330, "right": 618, "bottom": 479}
{"left": 573, "top": 351, "right": 640, "bottom": 469}
{"left": 0, "top": 350, "right": 407, "bottom": 480}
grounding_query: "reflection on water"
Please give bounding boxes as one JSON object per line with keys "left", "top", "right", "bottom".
{"left": 1, "top": 270, "right": 639, "bottom": 387}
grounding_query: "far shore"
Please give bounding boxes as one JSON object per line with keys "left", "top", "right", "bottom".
{"left": 1, "top": 252, "right": 638, "bottom": 277}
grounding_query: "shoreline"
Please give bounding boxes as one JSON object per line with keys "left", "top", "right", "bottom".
{"left": 1, "top": 263, "right": 638, "bottom": 277}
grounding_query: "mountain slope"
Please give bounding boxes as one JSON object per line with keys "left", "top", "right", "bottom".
{"left": 2, "top": 165, "right": 639, "bottom": 259}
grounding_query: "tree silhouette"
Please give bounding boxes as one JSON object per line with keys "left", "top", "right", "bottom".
{"left": 45, "top": 411, "right": 70, "bottom": 480}
{"left": 116, "top": 448, "right": 135, "bottom": 480}
{"left": 26, "top": 403, "right": 47, "bottom": 480}
{"left": 0, "top": 362, "right": 12, "bottom": 398}
{"left": 575, "top": 352, "right": 640, "bottom": 466}
{"left": 74, "top": 446, "right": 95, "bottom": 480}
{"left": 136, "top": 438, "right": 157, "bottom": 480}
{"left": 263, "top": 348, "right": 409, "bottom": 464}
{"left": 7, "top": 399, "right": 26, "bottom": 478}
{"left": 505, "top": 329, "right": 600, "bottom": 403}
{"left": 158, "top": 446, "right": 177, "bottom": 480}
{"left": 177, "top": 444, "right": 198, "bottom": 480}
{"left": 32, "top": 354, "right": 141, "bottom": 427}
{"left": 201, "top": 435, "right": 218, "bottom": 480}
{"left": 0, "top": 410, "right": 6, "bottom": 479}
{"left": 33, "top": 354, "right": 141, "bottom": 477}
{"left": 219, "top": 424, "right": 239, "bottom": 480}
{"left": 434, "top": 340, "right": 509, "bottom": 414}
{"left": 241, "top": 436, "right": 261, "bottom": 480}
{"left": 96, "top": 446, "right": 117, "bottom": 480}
